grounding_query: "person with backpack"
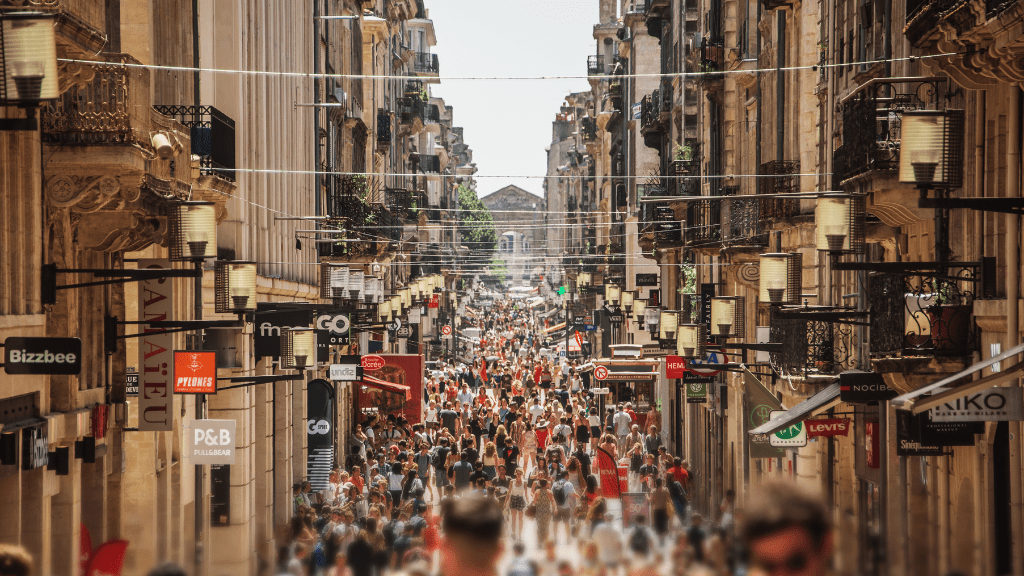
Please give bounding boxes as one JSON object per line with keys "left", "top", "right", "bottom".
{"left": 430, "top": 438, "right": 451, "bottom": 495}
{"left": 627, "top": 514, "right": 654, "bottom": 558}
{"left": 505, "top": 542, "right": 537, "bottom": 576}
{"left": 551, "top": 471, "right": 577, "bottom": 544}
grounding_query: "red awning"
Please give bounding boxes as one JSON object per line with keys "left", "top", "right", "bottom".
{"left": 361, "top": 376, "right": 411, "bottom": 401}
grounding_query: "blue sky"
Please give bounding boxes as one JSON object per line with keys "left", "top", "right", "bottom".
{"left": 426, "top": 1, "right": 596, "bottom": 200}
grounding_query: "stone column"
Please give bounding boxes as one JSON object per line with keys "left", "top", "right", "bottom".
{"left": 50, "top": 452, "right": 81, "bottom": 576}
{"left": 20, "top": 467, "right": 50, "bottom": 575}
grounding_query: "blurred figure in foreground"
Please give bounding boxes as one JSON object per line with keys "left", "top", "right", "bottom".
{"left": 741, "top": 482, "right": 832, "bottom": 576}
{"left": 440, "top": 496, "right": 504, "bottom": 576}
{"left": 0, "top": 545, "right": 32, "bottom": 576}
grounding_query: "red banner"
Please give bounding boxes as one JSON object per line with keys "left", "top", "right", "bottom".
{"left": 666, "top": 355, "right": 686, "bottom": 379}
{"left": 595, "top": 446, "right": 623, "bottom": 499}
{"left": 85, "top": 540, "right": 129, "bottom": 576}
{"left": 80, "top": 523, "right": 92, "bottom": 576}
{"left": 574, "top": 331, "right": 583, "bottom": 349}
{"left": 805, "top": 418, "right": 851, "bottom": 438}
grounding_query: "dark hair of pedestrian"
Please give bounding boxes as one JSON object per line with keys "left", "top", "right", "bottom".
{"left": 146, "top": 563, "right": 188, "bottom": 576}
{"left": 0, "top": 545, "right": 32, "bottom": 576}
{"left": 441, "top": 496, "right": 504, "bottom": 541}
{"left": 741, "top": 481, "right": 832, "bottom": 550}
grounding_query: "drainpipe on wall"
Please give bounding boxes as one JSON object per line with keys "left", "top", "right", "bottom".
{"left": 1008, "top": 86, "right": 1023, "bottom": 576}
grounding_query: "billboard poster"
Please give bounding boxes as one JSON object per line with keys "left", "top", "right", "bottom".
{"left": 359, "top": 354, "right": 424, "bottom": 424}
{"left": 138, "top": 259, "right": 174, "bottom": 432}
{"left": 306, "top": 379, "right": 335, "bottom": 492}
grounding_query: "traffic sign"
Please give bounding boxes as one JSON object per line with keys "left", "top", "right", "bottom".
{"left": 687, "top": 348, "right": 728, "bottom": 376}
{"left": 594, "top": 365, "right": 609, "bottom": 381}
{"left": 441, "top": 325, "right": 452, "bottom": 335}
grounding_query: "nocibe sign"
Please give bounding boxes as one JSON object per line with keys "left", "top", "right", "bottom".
{"left": 3, "top": 337, "right": 82, "bottom": 375}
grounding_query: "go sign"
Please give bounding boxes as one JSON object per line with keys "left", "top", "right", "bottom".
{"left": 768, "top": 410, "right": 808, "bottom": 447}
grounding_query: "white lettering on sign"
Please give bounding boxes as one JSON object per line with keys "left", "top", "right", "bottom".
{"left": 188, "top": 419, "right": 236, "bottom": 465}
{"left": 316, "top": 314, "right": 350, "bottom": 335}
{"left": 195, "top": 428, "right": 233, "bottom": 446}
{"left": 8, "top": 350, "right": 77, "bottom": 364}
{"left": 307, "top": 419, "right": 330, "bottom": 434}
{"left": 176, "top": 377, "right": 214, "bottom": 389}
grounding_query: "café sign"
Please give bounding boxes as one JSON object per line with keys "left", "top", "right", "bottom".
{"left": 930, "top": 387, "right": 1023, "bottom": 422}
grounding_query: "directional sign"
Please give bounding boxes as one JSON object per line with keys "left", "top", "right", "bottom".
{"left": 688, "top": 349, "right": 728, "bottom": 376}
{"left": 594, "top": 366, "right": 609, "bottom": 381}
{"left": 768, "top": 410, "right": 808, "bottom": 447}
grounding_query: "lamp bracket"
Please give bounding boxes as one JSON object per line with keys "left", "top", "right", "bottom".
{"left": 919, "top": 195, "right": 1024, "bottom": 215}
{"left": 719, "top": 343, "right": 784, "bottom": 353}
{"left": 42, "top": 264, "right": 202, "bottom": 305}
{"left": 104, "top": 315, "right": 243, "bottom": 355}
{"left": 830, "top": 260, "right": 982, "bottom": 281}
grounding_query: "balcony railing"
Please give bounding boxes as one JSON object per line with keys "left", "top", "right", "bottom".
{"left": 419, "top": 154, "right": 441, "bottom": 173}
{"left": 626, "top": 0, "right": 648, "bottom": 13}
{"left": 868, "top": 265, "right": 980, "bottom": 358}
{"left": 153, "top": 105, "right": 237, "bottom": 182}
{"left": 640, "top": 89, "right": 666, "bottom": 134}
{"left": 43, "top": 54, "right": 151, "bottom": 148}
{"left": 639, "top": 185, "right": 670, "bottom": 231}
{"left": 588, "top": 55, "right": 606, "bottom": 76}
{"left": 721, "top": 196, "right": 769, "bottom": 247}
{"left": 832, "top": 77, "right": 946, "bottom": 189}
{"left": 686, "top": 199, "right": 722, "bottom": 247}
{"left": 699, "top": 37, "right": 725, "bottom": 84}
{"left": 425, "top": 104, "right": 441, "bottom": 123}
{"left": 581, "top": 117, "right": 598, "bottom": 142}
{"left": 377, "top": 109, "right": 392, "bottom": 147}
{"left": 399, "top": 96, "right": 425, "bottom": 125}
{"left": 325, "top": 172, "right": 369, "bottom": 221}
{"left": 769, "top": 311, "right": 859, "bottom": 376}
{"left": 414, "top": 52, "right": 440, "bottom": 75}
{"left": 758, "top": 160, "right": 801, "bottom": 220}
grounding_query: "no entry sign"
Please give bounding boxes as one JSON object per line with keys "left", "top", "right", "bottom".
{"left": 594, "top": 366, "right": 609, "bottom": 381}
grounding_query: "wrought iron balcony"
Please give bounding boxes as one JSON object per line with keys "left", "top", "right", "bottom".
{"left": 425, "top": 104, "right": 441, "bottom": 123}
{"left": 43, "top": 54, "right": 151, "bottom": 147}
{"left": 153, "top": 105, "right": 237, "bottom": 182}
{"left": 377, "top": 109, "right": 392, "bottom": 148}
{"left": 670, "top": 153, "right": 701, "bottom": 196}
{"left": 385, "top": 187, "right": 412, "bottom": 212}
{"left": 581, "top": 117, "right": 598, "bottom": 142}
{"left": 769, "top": 308, "right": 860, "bottom": 377}
{"left": 686, "top": 199, "right": 722, "bottom": 247}
{"left": 419, "top": 154, "right": 441, "bottom": 173}
{"left": 639, "top": 185, "right": 670, "bottom": 232}
{"left": 721, "top": 196, "right": 769, "bottom": 247}
{"left": 868, "top": 265, "right": 980, "bottom": 358}
{"left": 831, "top": 77, "right": 946, "bottom": 189}
{"left": 640, "top": 89, "right": 667, "bottom": 134}
{"left": 758, "top": 160, "right": 801, "bottom": 220}
{"left": 699, "top": 37, "right": 725, "bottom": 85}
{"left": 588, "top": 55, "right": 606, "bottom": 76}
{"left": 414, "top": 52, "right": 440, "bottom": 75}
{"left": 325, "top": 171, "right": 369, "bottom": 220}
{"left": 399, "top": 96, "right": 425, "bottom": 126}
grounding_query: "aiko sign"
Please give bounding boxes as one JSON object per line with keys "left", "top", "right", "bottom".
{"left": 173, "top": 351, "right": 217, "bottom": 394}
{"left": 138, "top": 259, "right": 174, "bottom": 432}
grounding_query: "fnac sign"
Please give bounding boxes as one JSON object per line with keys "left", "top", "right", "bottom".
{"left": 361, "top": 355, "right": 386, "bottom": 370}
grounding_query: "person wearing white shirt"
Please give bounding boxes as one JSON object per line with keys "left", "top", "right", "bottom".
{"left": 528, "top": 398, "right": 545, "bottom": 425}
{"left": 425, "top": 400, "right": 439, "bottom": 430}
{"left": 591, "top": 513, "right": 624, "bottom": 569}
{"left": 456, "top": 384, "right": 474, "bottom": 408}
{"left": 613, "top": 405, "right": 632, "bottom": 451}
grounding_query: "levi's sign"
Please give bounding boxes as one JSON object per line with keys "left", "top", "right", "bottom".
{"left": 930, "top": 387, "right": 1023, "bottom": 422}
{"left": 3, "top": 337, "right": 81, "bottom": 375}
{"left": 806, "top": 418, "right": 851, "bottom": 437}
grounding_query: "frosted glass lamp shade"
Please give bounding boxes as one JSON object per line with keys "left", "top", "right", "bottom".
{"left": 659, "top": 310, "right": 678, "bottom": 340}
{"left": 2, "top": 13, "right": 59, "bottom": 102}
{"left": 170, "top": 202, "right": 217, "bottom": 260}
{"left": 214, "top": 261, "right": 257, "bottom": 312}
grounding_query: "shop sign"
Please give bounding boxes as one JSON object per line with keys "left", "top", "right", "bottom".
{"left": 306, "top": 379, "right": 334, "bottom": 492}
{"left": 666, "top": 355, "right": 686, "bottom": 379}
{"left": 839, "top": 371, "right": 897, "bottom": 403}
{"left": 362, "top": 355, "right": 385, "bottom": 370}
{"left": 911, "top": 411, "right": 981, "bottom": 447}
{"left": 700, "top": 283, "right": 715, "bottom": 328}
{"left": 648, "top": 289, "right": 660, "bottom": 307}
{"left": 188, "top": 419, "right": 236, "bottom": 465}
{"left": 329, "top": 355, "right": 362, "bottom": 381}
{"left": 22, "top": 424, "right": 48, "bottom": 470}
{"left": 685, "top": 379, "right": 708, "bottom": 403}
{"left": 397, "top": 325, "right": 412, "bottom": 338}
{"left": 126, "top": 367, "right": 139, "bottom": 396}
{"left": 744, "top": 372, "right": 786, "bottom": 458}
{"left": 254, "top": 306, "right": 312, "bottom": 360}
{"left": 636, "top": 273, "right": 659, "bottom": 287}
{"left": 806, "top": 418, "right": 851, "bottom": 437}
{"left": 173, "top": 351, "right": 217, "bottom": 394}
{"left": 316, "top": 313, "right": 350, "bottom": 355}
{"left": 607, "top": 310, "right": 624, "bottom": 324}
{"left": 930, "top": 387, "right": 1024, "bottom": 422}
{"left": 895, "top": 411, "right": 944, "bottom": 456}
{"left": 768, "top": 410, "right": 808, "bottom": 447}
{"left": 3, "top": 337, "right": 82, "bottom": 375}
{"left": 865, "top": 422, "right": 881, "bottom": 468}
{"left": 687, "top": 348, "right": 727, "bottom": 376}
{"left": 138, "top": 259, "right": 174, "bottom": 432}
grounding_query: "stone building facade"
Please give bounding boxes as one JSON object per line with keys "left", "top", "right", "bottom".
{"left": 480, "top": 185, "right": 545, "bottom": 286}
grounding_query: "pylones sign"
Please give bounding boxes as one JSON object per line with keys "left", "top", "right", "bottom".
{"left": 173, "top": 351, "right": 217, "bottom": 394}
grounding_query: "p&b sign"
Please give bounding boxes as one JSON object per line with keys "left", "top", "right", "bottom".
{"left": 188, "top": 419, "right": 236, "bottom": 465}
{"left": 4, "top": 337, "right": 81, "bottom": 375}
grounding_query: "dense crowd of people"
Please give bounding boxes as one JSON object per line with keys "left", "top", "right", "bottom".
{"left": 271, "top": 298, "right": 745, "bottom": 576}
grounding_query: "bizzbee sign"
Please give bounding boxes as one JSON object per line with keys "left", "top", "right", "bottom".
{"left": 4, "top": 337, "right": 81, "bottom": 375}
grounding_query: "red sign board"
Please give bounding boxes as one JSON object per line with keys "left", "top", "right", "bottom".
{"left": 359, "top": 354, "right": 424, "bottom": 424}
{"left": 666, "top": 355, "right": 686, "bottom": 379}
{"left": 173, "top": 351, "right": 217, "bottom": 394}
{"left": 441, "top": 325, "right": 452, "bottom": 335}
{"left": 428, "top": 294, "right": 440, "bottom": 308}
{"left": 806, "top": 418, "right": 851, "bottom": 438}
{"left": 361, "top": 355, "right": 385, "bottom": 370}
{"left": 865, "top": 421, "right": 880, "bottom": 468}
{"left": 594, "top": 366, "right": 609, "bottom": 381}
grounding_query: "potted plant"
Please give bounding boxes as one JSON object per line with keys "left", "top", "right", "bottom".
{"left": 673, "top": 143, "right": 693, "bottom": 162}
{"left": 925, "top": 280, "right": 972, "bottom": 351}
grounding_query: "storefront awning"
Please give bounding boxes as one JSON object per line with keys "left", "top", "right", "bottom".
{"left": 749, "top": 383, "right": 842, "bottom": 436}
{"left": 892, "top": 342, "right": 1024, "bottom": 411}
{"left": 538, "top": 307, "right": 560, "bottom": 319}
{"left": 544, "top": 322, "right": 566, "bottom": 334}
{"left": 361, "top": 376, "right": 411, "bottom": 401}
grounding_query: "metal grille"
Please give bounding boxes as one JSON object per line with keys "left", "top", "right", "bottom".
{"left": 686, "top": 199, "right": 721, "bottom": 246}
{"left": 722, "top": 197, "right": 768, "bottom": 247}
{"left": 758, "top": 161, "right": 800, "bottom": 219}
{"left": 376, "top": 109, "right": 391, "bottom": 146}
{"left": 153, "top": 105, "right": 236, "bottom": 181}
{"left": 587, "top": 55, "right": 605, "bottom": 76}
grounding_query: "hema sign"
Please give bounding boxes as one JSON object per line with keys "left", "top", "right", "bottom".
{"left": 188, "top": 419, "right": 236, "bottom": 465}
{"left": 931, "top": 387, "right": 1023, "bottom": 422}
